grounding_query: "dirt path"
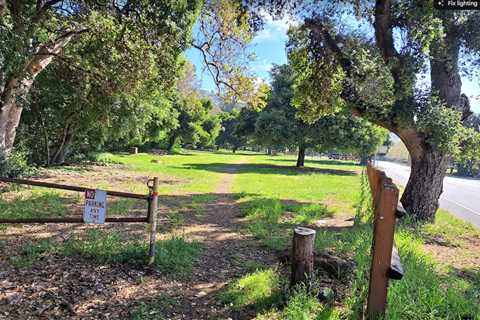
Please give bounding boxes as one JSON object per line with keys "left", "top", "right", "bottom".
{"left": 166, "top": 157, "right": 275, "bottom": 319}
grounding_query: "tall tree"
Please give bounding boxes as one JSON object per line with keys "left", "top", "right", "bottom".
{"left": 240, "top": 0, "right": 480, "bottom": 221}
{"left": 256, "top": 64, "right": 388, "bottom": 167}
{"left": 0, "top": 0, "right": 201, "bottom": 154}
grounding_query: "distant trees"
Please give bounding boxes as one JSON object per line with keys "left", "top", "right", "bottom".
{"left": 167, "top": 97, "right": 220, "bottom": 151}
{"left": 236, "top": 64, "right": 388, "bottom": 167}
{"left": 216, "top": 110, "right": 246, "bottom": 153}
{"left": 454, "top": 114, "right": 480, "bottom": 177}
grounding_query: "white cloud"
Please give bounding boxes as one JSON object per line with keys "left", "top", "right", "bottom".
{"left": 251, "top": 59, "right": 273, "bottom": 75}
{"left": 252, "top": 10, "right": 299, "bottom": 43}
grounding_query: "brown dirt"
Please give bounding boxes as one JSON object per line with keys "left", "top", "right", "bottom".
{"left": 0, "top": 159, "right": 276, "bottom": 319}
{"left": 423, "top": 234, "right": 480, "bottom": 271}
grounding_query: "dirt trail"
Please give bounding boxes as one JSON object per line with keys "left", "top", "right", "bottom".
{"left": 168, "top": 157, "right": 275, "bottom": 319}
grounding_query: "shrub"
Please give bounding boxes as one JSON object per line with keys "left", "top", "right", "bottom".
{"left": 86, "top": 152, "right": 122, "bottom": 165}
{"left": 0, "top": 148, "right": 36, "bottom": 178}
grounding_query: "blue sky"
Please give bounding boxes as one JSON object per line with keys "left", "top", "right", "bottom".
{"left": 186, "top": 17, "right": 480, "bottom": 113}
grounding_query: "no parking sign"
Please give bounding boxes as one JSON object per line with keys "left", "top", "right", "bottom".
{"left": 83, "top": 189, "right": 107, "bottom": 224}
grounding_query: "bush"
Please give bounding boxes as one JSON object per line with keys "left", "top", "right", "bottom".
{"left": 86, "top": 152, "right": 122, "bottom": 165}
{"left": 0, "top": 148, "right": 36, "bottom": 178}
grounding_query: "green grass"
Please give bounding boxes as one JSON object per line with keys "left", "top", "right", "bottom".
{"left": 237, "top": 196, "right": 336, "bottom": 251}
{"left": 62, "top": 230, "right": 202, "bottom": 274}
{"left": 221, "top": 267, "right": 283, "bottom": 311}
{"left": 0, "top": 189, "right": 73, "bottom": 219}
{"left": 8, "top": 230, "right": 202, "bottom": 275}
{"left": 232, "top": 155, "right": 361, "bottom": 215}
{"left": 108, "top": 150, "right": 249, "bottom": 194}
{"left": 9, "top": 238, "right": 54, "bottom": 268}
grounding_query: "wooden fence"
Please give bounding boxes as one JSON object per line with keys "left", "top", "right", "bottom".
{"left": 0, "top": 177, "right": 160, "bottom": 265}
{"left": 366, "top": 164, "right": 405, "bottom": 319}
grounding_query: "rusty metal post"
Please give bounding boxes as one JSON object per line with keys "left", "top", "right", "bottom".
{"left": 148, "top": 177, "right": 159, "bottom": 266}
{"left": 366, "top": 178, "right": 399, "bottom": 319}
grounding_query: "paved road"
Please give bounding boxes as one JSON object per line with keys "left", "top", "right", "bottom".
{"left": 376, "top": 161, "right": 480, "bottom": 228}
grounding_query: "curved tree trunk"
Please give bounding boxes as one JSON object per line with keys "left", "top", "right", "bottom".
{"left": 0, "top": 30, "right": 79, "bottom": 154}
{"left": 296, "top": 144, "right": 306, "bottom": 167}
{"left": 167, "top": 133, "right": 177, "bottom": 152}
{"left": 400, "top": 141, "right": 448, "bottom": 222}
{"left": 49, "top": 124, "right": 75, "bottom": 165}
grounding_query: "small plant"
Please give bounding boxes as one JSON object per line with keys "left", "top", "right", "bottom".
{"left": 10, "top": 239, "right": 54, "bottom": 268}
{"left": 291, "top": 203, "right": 333, "bottom": 224}
{"left": 221, "top": 268, "right": 283, "bottom": 311}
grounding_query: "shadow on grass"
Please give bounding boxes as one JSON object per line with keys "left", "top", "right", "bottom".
{"left": 179, "top": 163, "right": 358, "bottom": 176}
{"left": 271, "top": 158, "right": 361, "bottom": 167}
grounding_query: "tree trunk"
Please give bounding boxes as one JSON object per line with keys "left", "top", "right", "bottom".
{"left": 0, "top": 31, "right": 79, "bottom": 153}
{"left": 50, "top": 125, "right": 74, "bottom": 165}
{"left": 167, "top": 133, "right": 177, "bottom": 152}
{"left": 400, "top": 146, "right": 448, "bottom": 222}
{"left": 232, "top": 146, "right": 237, "bottom": 153}
{"left": 296, "top": 144, "right": 306, "bottom": 167}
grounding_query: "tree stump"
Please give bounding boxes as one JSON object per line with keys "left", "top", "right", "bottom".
{"left": 291, "top": 227, "right": 316, "bottom": 287}
{"left": 129, "top": 147, "right": 138, "bottom": 154}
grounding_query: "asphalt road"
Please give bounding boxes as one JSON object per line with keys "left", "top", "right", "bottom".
{"left": 376, "top": 160, "right": 480, "bottom": 228}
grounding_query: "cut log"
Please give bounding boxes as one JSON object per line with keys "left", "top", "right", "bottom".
{"left": 291, "top": 227, "right": 316, "bottom": 287}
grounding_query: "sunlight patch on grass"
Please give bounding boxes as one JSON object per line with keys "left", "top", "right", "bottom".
{"left": 221, "top": 268, "right": 283, "bottom": 311}
{"left": 0, "top": 189, "right": 71, "bottom": 219}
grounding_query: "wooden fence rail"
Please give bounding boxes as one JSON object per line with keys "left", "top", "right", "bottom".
{"left": 366, "top": 164, "right": 405, "bottom": 319}
{"left": 0, "top": 176, "right": 160, "bottom": 265}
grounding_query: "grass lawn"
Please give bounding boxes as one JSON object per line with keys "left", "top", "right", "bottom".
{"left": 0, "top": 150, "right": 478, "bottom": 319}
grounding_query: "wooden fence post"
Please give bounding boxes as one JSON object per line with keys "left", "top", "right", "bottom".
{"left": 291, "top": 227, "right": 316, "bottom": 287}
{"left": 366, "top": 178, "right": 399, "bottom": 319}
{"left": 148, "top": 177, "right": 159, "bottom": 266}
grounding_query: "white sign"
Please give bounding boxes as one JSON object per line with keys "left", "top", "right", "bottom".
{"left": 83, "top": 189, "right": 107, "bottom": 224}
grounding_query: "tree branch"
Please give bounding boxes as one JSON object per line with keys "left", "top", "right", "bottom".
{"left": 303, "top": 18, "right": 398, "bottom": 134}
{"left": 191, "top": 41, "right": 243, "bottom": 97}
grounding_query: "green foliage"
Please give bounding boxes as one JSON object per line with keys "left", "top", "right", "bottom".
{"left": 5, "top": 0, "right": 202, "bottom": 163}
{"left": 221, "top": 268, "right": 283, "bottom": 311}
{"left": 291, "top": 204, "right": 333, "bottom": 225}
{"left": 63, "top": 230, "right": 202, "bottom": 274}
{"left": 248, "top": 64, "right": 389, "bottom": 160}
{"left": 167, "top": 96, "right": 221, "bottom": 150}
{"left": 216, "top": 110, "right": 247, "bottom": 151}
{"left": 10, "top": 239, "right": 54, "bottom": 268}
{"left": 87, "top": 152, "right": 122, "bottom": 165}
{"left": 287, "top": 28, "right": 346, "bottom": 122}
{"left": 417, "top": 97, "right": 466, "bottom": 154}
{"left": 0, "top": 148, "right": 35, "bottom": 178}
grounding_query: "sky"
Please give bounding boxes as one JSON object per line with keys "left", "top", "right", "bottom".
{"left": 186, "top": 16, "right": 480, "bottom": 113}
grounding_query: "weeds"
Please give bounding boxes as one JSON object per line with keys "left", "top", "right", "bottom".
{"left": 10, "top": 239, "right": 54, "bottom": 268}
{"left": 62, "top": 230, "right": 202, "bottom": 274}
